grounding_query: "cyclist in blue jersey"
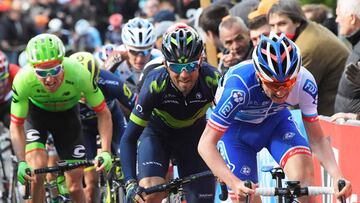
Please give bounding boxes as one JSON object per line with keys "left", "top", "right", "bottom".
{"left": 120, "top": 24, "right": 220, "bottom": 203}
{"left": 198, "top": 32, "right": 352, "bottom": 203}
{"left": 70, "top": 52, "right": 136, "bottom": 202}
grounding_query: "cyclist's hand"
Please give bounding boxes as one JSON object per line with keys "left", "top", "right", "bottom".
{"left": 230, "top": 180, "right": 256, "bottom": 201}
{"left": 95, "top": 151, "right": 112, "bottom": 172}
{"left": 17, "top": 161, "right": 34, "bottom": 185}
{"left": 336, "top": 178, "right": 352, "bottom": 200}
{"left": 104, "top": 51, "right": 127, "bottom": 72}
{"left": 125, "top": 180, "right": 145, "bottom": 203}
{"left": 345, "top": 62, "right": 360, "bottom": 87}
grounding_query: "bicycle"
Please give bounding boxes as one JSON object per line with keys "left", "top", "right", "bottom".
{"left": 0, "top": 132, "right": 22, "bottom": 203}
{"left": 244, "top": 166, "right": 346, "bottom": 203}
{"left": 140, "top": 170, "right": 228, "bottom": 203}
{"left": 23, "top": 159, "right": 94, "bottom": 202}
{"left": 99, "top": 156, "right": 126, "bottom": 203}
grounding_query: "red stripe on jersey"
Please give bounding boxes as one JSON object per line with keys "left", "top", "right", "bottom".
{"left": 207, "top": 119, "right": 227, "bottom": 133}
{"left": 92, "top": 100, "right": 106, "bottom": 112}
{"left": 302, "top": 115, "right": 319, "bottom": 122}
{"left": 10, "top": 114, "right": 25, "bottom": 125}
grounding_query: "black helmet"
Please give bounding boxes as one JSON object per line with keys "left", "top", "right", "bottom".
{"left": 161, "top": 24, "right": 203, "bottom": 63}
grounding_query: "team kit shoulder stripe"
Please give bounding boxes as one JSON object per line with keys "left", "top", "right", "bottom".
{"left": 92, "top": 100, "right": 106, "bottom": 112}
{"left": 130, "top": 113, "right": 148, "bottom": 127}
{"left": 207, "top": 119, "right": 228, "bottom": 133}
{"left": 10, "top": 114, "right": 25, "bottom": 125}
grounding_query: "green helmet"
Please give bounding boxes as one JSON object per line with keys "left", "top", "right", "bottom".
{"left": 26, "top": 33, "right": 65, "bottom": 66}
{"left": 69, "top": 52, "right": 100, "bottom": 85}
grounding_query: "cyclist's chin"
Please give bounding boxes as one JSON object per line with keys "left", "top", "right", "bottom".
{"left": 271, "top": 94, "right": 288, "bottom": 104}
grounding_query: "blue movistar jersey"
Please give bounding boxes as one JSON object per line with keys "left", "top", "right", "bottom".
{"left": 80, "top": 69, "right": 136, "bottom": 126}
{"left": 120, "top": 61, "right": 220, "bottom": 181}
{"left": 209, "top": 60, "right": 319, "bottom": 133}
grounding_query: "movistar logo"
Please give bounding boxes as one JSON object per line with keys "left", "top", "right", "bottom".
{"left": 205, "top": 71, "right": 220, "bottom": 87}
{"left": 149, "top": 80, "right": 166, "bottom": 93}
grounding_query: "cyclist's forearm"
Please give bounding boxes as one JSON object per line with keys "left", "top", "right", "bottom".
{"left": 120, "top": 121, "right": 144, "bottom": 181}
{"left": 310, "top": 135, "right": 343, "bottom": 180}
{"left": 97, "top": 107, "right": 113, "bottom": 152}
{"left": 198, "top": 126, "right": 240, "bottom": 188}
{"left": 9, "top": 123, "right": 26, "bottom": 161}
{"left": 305, "top": 121, "right": 343, "bottom": 180}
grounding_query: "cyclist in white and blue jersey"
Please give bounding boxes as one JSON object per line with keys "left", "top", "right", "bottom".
{"left": 101, "top": 17, "right": 162, "bottom": 93}
{"left": 198, "top": 32, "right": 352, "bottom": 202}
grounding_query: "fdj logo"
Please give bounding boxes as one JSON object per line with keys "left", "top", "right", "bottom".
{"left": 219, "top": 89, "right": 245, "bottom": 118}
{"left": 303, "top": 79, "right": 318, "bottom": 105}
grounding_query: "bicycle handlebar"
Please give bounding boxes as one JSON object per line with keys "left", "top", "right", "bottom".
{"left": 143, "top": 170, "right": 213, "bottom": 194}
{"left": 254, "top": 186, "right": 334, "bottom": 196}
{"left": 23, "top": 160, "right": 94, "bottom": 200}
{"left": 143, "top": 170, "right": 228, "bottom": 201}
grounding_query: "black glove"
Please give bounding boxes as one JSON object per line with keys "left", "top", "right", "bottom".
{"left": 125, "top": 180, "right": 145, "bottom": 203}
{"left": 345, "top": 62, "right": 360, "bottom": 87}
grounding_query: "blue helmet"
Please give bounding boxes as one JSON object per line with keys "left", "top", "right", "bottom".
{"left": 252, "top": 32, "right": 301, "bottom": 83}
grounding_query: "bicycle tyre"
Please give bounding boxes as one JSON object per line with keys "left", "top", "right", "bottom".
{"left": 116, "top": 185, "right": 126, "bottom": 203}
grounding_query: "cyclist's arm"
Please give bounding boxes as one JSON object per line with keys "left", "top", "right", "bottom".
{"left": 120, "top": 118, "right": 145, "bottom": 181}
{"left": 303, "top": 119, "right": 343, "bottom": 180}
{"left": 96, "top": 105, "right": 112, "bottom": 152}
{"left": 198, "top": 125, "right": 254, "bottom": 197}
{"left": 9, "top": 71, "right": 29, "bottom": 161}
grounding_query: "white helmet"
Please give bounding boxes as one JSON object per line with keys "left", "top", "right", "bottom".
{"left": 75, "top": 19, "right": 90, "bottom": 36}
{"left": 121, "top": 17, "right": 156, "bottom": 48}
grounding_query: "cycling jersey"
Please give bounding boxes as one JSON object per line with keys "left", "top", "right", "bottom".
{"left": 210, "top": 60, "right": 318, "bottom": 130}
{"left": 80, "top": 69, "right": 136, "bottom": 157}
{"left": 11, "top": 57, "right": 106, "bottom": 124}
{"left": 120, "top": 61, "right": 220, "bottom": 202}
{"left": 0, "top": 64, "right": 20, "bottom": 104}
{"left": 112, "top": 44, "right": 162, "bottom": 92}
{"left": 208, "top": 60, "right": 317, "bottom": 183}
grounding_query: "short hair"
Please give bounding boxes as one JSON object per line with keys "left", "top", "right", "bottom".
{"left": 268, "top": 0, "right": 307, "bottom": 25}
{"left": 198, "top": 4, "right": 229, "bottom": 37}
{"left": 219, "top": 16, "right": 249, "bottom": 34}
{"left": 337, "top": 0, "right": 360, "bottom": 19}
{"left": 248, "top": 15, "right": 268, "bottom": 30}
{"left": 302, "top": 4, "right": 329, "bottom": 23}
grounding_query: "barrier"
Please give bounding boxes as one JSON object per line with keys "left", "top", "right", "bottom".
{"left": 215, "top": 110, "right": 359, "bottom": 203}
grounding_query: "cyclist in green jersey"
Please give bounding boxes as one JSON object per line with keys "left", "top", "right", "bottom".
{"left": 9, "top": 33, "right": 113, "bottom": 203}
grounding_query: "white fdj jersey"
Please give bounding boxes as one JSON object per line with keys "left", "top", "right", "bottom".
{"left": 211, "top": 60, "right": 318, "bottom": 131}
{"left": 112, "top": 44, "right": 162, "bottom": 93}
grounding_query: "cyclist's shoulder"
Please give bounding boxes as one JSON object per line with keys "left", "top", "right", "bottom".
{"left": 222, "top": 60, "right": 256, "bottom": 84}
{"left": 150, "top": 48, "right": 162, "bottom": 59}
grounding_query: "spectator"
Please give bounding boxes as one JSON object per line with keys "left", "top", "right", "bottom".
{"left": 218, "top": 16, "right": 253, "bottom": 73}
{"left": 248, "top": 15, "right": 271, "bottom": 46}
{"left": 73, "top": 19, "right": 102, "bottom": 53}
{"left": 334, "top": 0, "right": 360, "bottom": 113}
{"left": 105, "top": 13, "right": 124, "bottom": 45}
{"left": 302, "top": 4, "right": 338, "bottom": 35}
{"left": 198, "top": 4, "right": 229, "bottom": 51}
{"left": 230, "top": 0, "right": 260, "bottom": 26}
{"left": 0, "top": 1, "right": 37, "bottom": 64}
{"left": 143, "top": 0, "right": 160, "bottom": 19}
{"left": 47, "top": 18, "right": 72, "bottom": 53}
{"left": 247, "top": 0, "right": 274, "bottom": 45}
{"left": 268, "top": 0, "right": 349, "bottom": 116}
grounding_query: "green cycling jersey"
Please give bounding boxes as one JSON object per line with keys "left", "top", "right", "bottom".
{"left": 11, "top": 57, "right": 105, "bottom": 119}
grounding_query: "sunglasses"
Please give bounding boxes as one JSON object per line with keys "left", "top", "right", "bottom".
{"left": 34, "top": 64, "right": 63, "bottom": 78}
{"left": 166, "top": 60, "right": 200, "bottom": 74}
{"left": 262, "top": 77, "right": 297, "bottom": 91}
{"left": 128, "top": 49, "right": 151, "bottom": 56}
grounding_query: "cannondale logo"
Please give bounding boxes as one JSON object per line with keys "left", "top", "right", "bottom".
{"left": 26, "top": 129, "right": 41, "bottom": 142}
{"left": 72, "top": 145, "right": 85, "bottom": 158}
